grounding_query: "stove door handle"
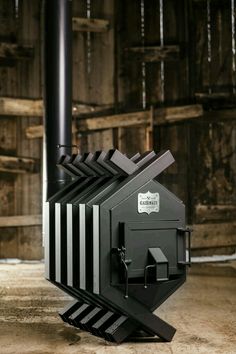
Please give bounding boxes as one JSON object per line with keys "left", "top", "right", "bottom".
{"left": 177, "top": 228, "right": 192, "bottom": 267}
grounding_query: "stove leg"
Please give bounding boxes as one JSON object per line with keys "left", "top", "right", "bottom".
{"left": 58, "top": 299, "right": 176, "bottom": 343}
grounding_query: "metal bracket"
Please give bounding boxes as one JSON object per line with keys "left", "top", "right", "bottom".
{"left": 177, "top": 227, "right": 192, "bottom": 267}
{"left": 144, "top": 264, "right": 156, "bottom": 288}
{"left": 144, "top": 248, "right": 169, "bottom": 289}
{"left": 56, "top": 144, "right": 79, "bottom": 149}
{"left": 112, "top": 247, "right": 131, "bottom": 298}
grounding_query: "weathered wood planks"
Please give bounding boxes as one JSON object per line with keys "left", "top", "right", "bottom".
{"left": 191, "top": 222, "right": 236, "bottom": 249}
{"left": 0, "top": 42, "right": 34, "bottom": 61}
{"left": 72, "top": 17, "right": 109, "bottom": 32}
{"left": 0, "top": 155, "right": 40, "bottom": 174}
{"left": 25, "top": 104, "right": 203, "bottom": 138}
{"left": 0, "top": 215, "right": 42, "bottom": 227}
{"left": 0, "top": 0, "right": 236, "bottom": 259}
{"left": 195, "top": 204, "right": 236, "bottom": 223}
{"left": 125, "top": 45, "right": 180, "bottom": 62}
{"left": 0, "top": 97, "right": 111, "bottom": 116}
{"left": 26, "top": 122, "right": 77, "bottom": 139}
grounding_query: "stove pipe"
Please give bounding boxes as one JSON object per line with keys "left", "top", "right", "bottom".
{"left": 43, "top": 0, "right": 72, "bottom": 199}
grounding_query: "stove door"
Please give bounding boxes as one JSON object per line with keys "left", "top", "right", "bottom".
{"left": 120, "top": 220, "right": 187, "bottom": 280}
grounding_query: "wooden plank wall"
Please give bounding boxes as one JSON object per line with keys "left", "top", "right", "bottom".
{"left": 153, "top": 0, "right": 190, "bottom": 211}
{"left": 0, "top": 0, "right": 42, "bottom": 259}
{"left": 157, "top": 0, "right": 236, "bottom": 255}
{"left": 188, "top": 0, "right": 236, "bottom": 255}
{"left": 116, "top": 0, "right": 236, "bottom": 256}
{"left": 115, "top": 0, "right": 147, "bottom": 155}
{"left": 0, "top": 0, "right": 236, "bottom": 258}
{"left": 0, "top": 1, "right": 17, "bottom": 258}
{"left": 73, "top": 0, "right": 115, "bottom": 153}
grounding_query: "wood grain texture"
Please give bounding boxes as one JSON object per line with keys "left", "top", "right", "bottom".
{"left": 72, "top": 17, "right": 109, "bottom": 32}
{"left": 79, "top": 104, "right": 203, "bottom": 131}
{"left": 195, "top": 204, "right": 236, "bottom": 223}
{"left": 151, "top": 0, "right": 191, "bottom": 225}
{"left": 125, "top": 45, "right": 180, "bottom": 62}
{"left": 204, "top": 109, "right": 236, "bottom": 121}
{"left": 85, "top": 0, "right": 115, "bottom": 152}
{"left": 191, "top": 222, "right": 236, "bottom": 249}
{"left": 0, "top": 214, "right": 42, "bottom": 227}
{"left": 195, "top": 92, "right": 236, "bottom": 109}
{"left": 0, "top": 97, "right": 110, "bottom": 116}
{"left": 26, "top": 122, "right": 77, "bottom": 139}
{"left": 0, "top": 0, "right": 19, "bottom": 258}
{"left": 72, "top": 0, "right": 115, "bottom": 153}
{"left": 0, "top": 0, "right": 235, "bottom": 259}
{"left": 144, "top": 0, "right": 162, "bottom": 106}
{"left": 26, "top": 104, "right": 203, "bottom": 137}
{"left": 210, "top": 0, "right": 232, "bottom": 93}
{"left": 116, "top": 0, "right": 147, "bottom": 155}
{"left": 192, "top": 0, "right": 209, "bottom": 92}
{"left": 190, "top": 119, "right": 236, "bottom": 208}
{"left": 13, "top": 0, "right": 43, "bottom": 260}
{"left": 0, "top": 42, "right": 34, "bottom": 60}
{"left": 0, "top": 155, "right": 40, "bottom": 174}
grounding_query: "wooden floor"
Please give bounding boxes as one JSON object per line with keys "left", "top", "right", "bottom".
{"left": 0, "top": 263, "right": 235, "bottom": 354}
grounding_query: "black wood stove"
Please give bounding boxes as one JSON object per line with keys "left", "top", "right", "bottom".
{"left": 43, "top": 0, "right": 191, "bottom": 344}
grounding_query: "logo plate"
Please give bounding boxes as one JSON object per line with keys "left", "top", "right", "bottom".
{"left": 138, "top": 191, "right": 160, "bottom": 214}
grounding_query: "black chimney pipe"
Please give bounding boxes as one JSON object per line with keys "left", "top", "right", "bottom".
{"left": 43, "top": 0, "right": 72, "bottom": 199}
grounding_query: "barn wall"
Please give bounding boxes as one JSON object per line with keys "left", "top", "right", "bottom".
{"left": 0, "top": 0, "right": 42, "bottom": 259}
{"left": 0, "top": 0, "right": 235, "bottom": 258}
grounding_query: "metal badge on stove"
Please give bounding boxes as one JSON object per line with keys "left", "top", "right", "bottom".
{"left": 138, "top": 191, "right": 160, "bottom": 214}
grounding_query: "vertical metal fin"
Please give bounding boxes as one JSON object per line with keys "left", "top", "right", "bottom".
{"left": 55, "top": 203, "right": 61, "bottom": 282}
{"left": 67, "top": 203, "right": 73, "bottom": 286}
{"left": 44, "top": 202, "right": 50, "bottom": 279}
{"left": 79, "top": 204, "right": 86, "bottom": 289}
{"left": 93, "top": 205, "right": 100, "bottom": 294}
